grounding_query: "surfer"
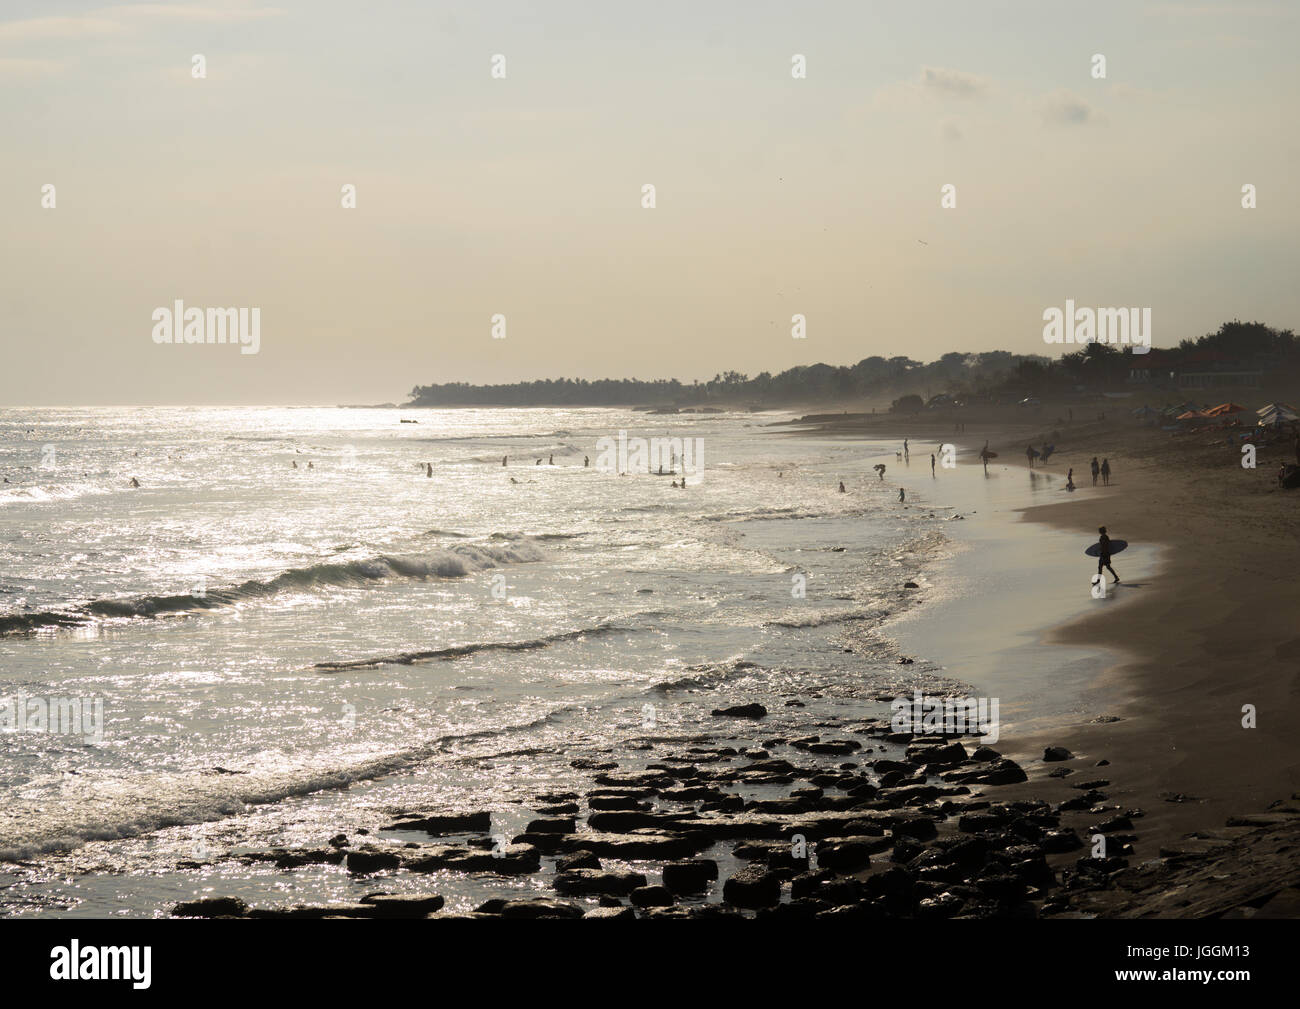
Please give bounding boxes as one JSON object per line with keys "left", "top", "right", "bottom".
{"left": 129, "top": 477, "right": 140, "bottom": 488}
{"left": 1100, "top": 458, "right": 1111, "bottom": 486}
{"left": 1090, "top": 457, "right": 1100, "bottom": 485}
{"left": 1096, "top": 526, "right": 1120, "bottom": 584}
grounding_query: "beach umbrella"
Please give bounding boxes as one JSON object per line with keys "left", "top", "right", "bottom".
{"left": 1257, "top": 403, "right": 1298, "bottom": 425}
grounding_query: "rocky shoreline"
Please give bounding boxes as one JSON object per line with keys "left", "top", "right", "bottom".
{"left": 168, "top": 708, "right": 1300, "bottom": 920}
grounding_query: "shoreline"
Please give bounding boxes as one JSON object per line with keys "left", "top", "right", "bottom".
{"left": 796, "top": 412, "right": 1300, "bottom": 853}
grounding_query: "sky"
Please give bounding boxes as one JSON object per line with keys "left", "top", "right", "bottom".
{"left": 1, "top": 0, "right": 1298, "bottom": 405}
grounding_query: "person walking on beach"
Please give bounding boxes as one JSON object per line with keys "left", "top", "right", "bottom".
{"left": 1100, "top": 458, "right": 1111, "bottom": 486}
{"left": 1096, "top": 526, "right": 1120, "bottom": 584}
{"left": 1066, "top": 468, "right": 1075, "bottom": 491}
{"left": 903, "top": 439, "right": 909, "bottom": 460}
{"left": 930, "top": 453, "right": 936, "bottom": 477}
{"left": 1090, "top": 457, "right": 1100, "bottom": 485}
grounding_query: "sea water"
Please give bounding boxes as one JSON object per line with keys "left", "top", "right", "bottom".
{"left": 0, "top": 406, "right": 965, "bottom": 916}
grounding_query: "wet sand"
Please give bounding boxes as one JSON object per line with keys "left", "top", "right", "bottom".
{"left": 803, "top": 409, "right": 1300, "bottom": 852}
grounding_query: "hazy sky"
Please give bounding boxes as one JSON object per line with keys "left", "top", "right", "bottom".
{"left": 2, "top": 1, "right": 1298, "bottom": 405}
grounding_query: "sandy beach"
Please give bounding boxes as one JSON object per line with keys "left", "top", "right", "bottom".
{"left": 804, "top": 407, "right": 1300, "bottom": 857}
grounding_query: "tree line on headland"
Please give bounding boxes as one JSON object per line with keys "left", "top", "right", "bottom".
{"left": 406, "top": 321, "right": 1296, "bottom": 410}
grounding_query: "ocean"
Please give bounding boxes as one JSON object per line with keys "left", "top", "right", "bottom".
{"left": 0, "top": 406, "right": 967, "bottom": 916}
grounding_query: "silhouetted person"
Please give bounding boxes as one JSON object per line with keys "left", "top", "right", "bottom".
{"left": 584, "top": 456, "right": 589, "bottom": 467}
{"left": 930, "top": 453, "right": 936, "bottom": 476}
{"left": 1100, "top": 458, "right": 1111, "bottom": 485}
{"left": 1090, "top": 457, "right": 1100, "bottom": 485}
{"left": 838, "top": 481, "right": 846, "bottom": 493}
{"left": 1096, "top": 526, "right": 1119, "bottom": 584}
{"left": 898, "top": 487, "right": 905, "bottom": 502}
{"left": 426, "top": 462, "right": 432, "bottom": 478}
{"left": 502, "top": 456, "right": 507, "bottom": 466}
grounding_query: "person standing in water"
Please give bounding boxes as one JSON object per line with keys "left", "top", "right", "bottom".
{"left": 502, "top": 456, "right": 507, "bottom": 467}
{"left": 426, "top": 462, "right": 432, "bottom": 478}
{"left": 930, "top": 453, "right": 936, "bottom": 477}
{"left": 1090, "top": 457, "right": 1100, "bottom": 485}
{"left": 584, "top": 455, "right": 589, "bottom": 467}
{"left": 898, "top": 487, "right": 905, "bottom": 502}
{"left": 1096, "top": 526, "right": 1120, "bottom": 584}
{"left": 838, "top": 481, "right": 846, "bottom": 493}
{"left": 903, "top": 439, "right": 909, "bottom": 460}
{"left": 1100, "top": 458, "right": 1111, "bottom": 486}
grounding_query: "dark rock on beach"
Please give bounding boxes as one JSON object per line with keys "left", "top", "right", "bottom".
{"left": 380, "top": 811, "right": 492, "bottom": 834}
{"left": 172, "top": 896, "right": 249, "bottom": 918}
{"left": 630, "top": 885, "right": 676, "bottom": 908}
{"left": 661, "top": 859, "right": 719, "bottom": 893}
{"left": 723, "top": 864, "right": 782, "bottom": 908}
{"left": 357, "top": 893, "right": 445, "bottom": 917}
{"left": 554, "top": 869, "right": 648, "bottom": 897}
{"left": 711, "top": 703, "right": 768, "bottom": 719}
{"left": 345, "top": 849, "right": 402, "bottom": 874}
